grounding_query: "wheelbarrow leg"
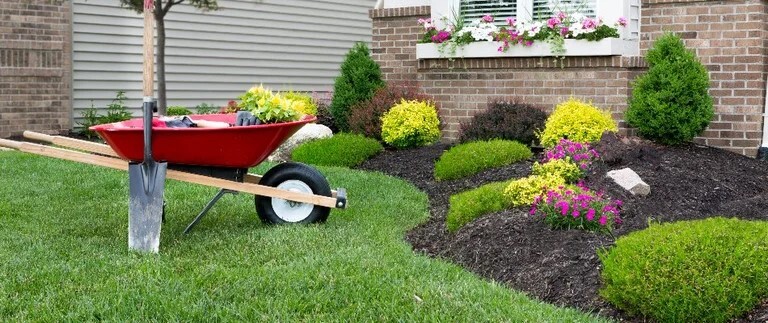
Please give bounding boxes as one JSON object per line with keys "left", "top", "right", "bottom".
{"left": 184, "top": 188, "right": 238, "bottom": 234}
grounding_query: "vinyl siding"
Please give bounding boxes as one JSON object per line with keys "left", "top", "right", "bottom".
{"left": 72, "top": 0, "right": 375, "bottom": 120}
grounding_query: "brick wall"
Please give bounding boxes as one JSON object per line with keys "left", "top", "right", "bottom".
{"left": 370, "top": 0, "right": 768, "bottom": 156}
{"left": 1, "top": 0, "right": 72, "bottom": 138}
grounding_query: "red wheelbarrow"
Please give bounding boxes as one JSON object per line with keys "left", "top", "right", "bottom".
{"left": 0, "top": 113, "right": 347, "bottom": 234}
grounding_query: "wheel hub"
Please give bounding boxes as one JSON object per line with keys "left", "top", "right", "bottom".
{"left": 272, "top": 180, "right": 314, "bottom": 222}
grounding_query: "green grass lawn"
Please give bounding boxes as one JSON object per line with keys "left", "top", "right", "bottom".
{"left": 0, "top": 151, "right": 603, "bottom": 321}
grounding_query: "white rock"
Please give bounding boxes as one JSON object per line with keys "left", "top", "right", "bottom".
{"left": 606, "top": 168, "right": 650, "bottom": 196}
{"left": 267, "top": 123, "right": 333, "bottom": 162}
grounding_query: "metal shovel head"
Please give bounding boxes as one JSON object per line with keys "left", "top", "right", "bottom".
{"left": 128, "top": 160, "right": 167, "bottom": 253}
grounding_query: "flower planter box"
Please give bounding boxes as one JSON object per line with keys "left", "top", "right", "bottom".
{"left": 416, "top": 38, "right": 634, "bottom": 59}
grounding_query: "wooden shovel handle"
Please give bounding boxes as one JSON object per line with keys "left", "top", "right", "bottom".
{"left": 143, "top": 0, "right": 155, "bottom": 97}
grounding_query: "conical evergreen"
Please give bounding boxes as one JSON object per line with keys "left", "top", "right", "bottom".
{"left": 626, "top": 32, "right": 714, "bottom": 145}
{"left": 330, "top": 42, "right": 385, "bottom": 132}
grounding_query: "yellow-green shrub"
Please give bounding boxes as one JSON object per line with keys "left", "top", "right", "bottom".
{"left": 381, "top": 100, "right": 440, "bottom": 149}
{"left": 531, "top": 158, "right": 583, "bottom": 183}
{"left": 281, "top": 91, "right": 318, "bottom": 116}
{"left": 538, "top": 98, "right": 618, "bottom": 147}
{"left": 503, "top": 174, "right": 566, "bottom": 207}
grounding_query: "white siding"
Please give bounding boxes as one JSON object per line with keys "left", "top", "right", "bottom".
{"left": 72, "top": 0, "right": 376, "bottom": 119}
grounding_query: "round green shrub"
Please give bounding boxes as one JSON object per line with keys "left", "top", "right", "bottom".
{"left": 599, "top": 217, "right": 768, "bottom": 322}
{"left": 291, "top": 133, "right": 383, "bottom": 168}
{"left": 381, "top": 100, "right": 441, "bottom": 149}
{"left": 626, "top": 32, "right": 714, "bottom": 145}
{"left": 434, "top": 140, "right": 532, "bottom": 181}
{"left": 330, "top": 42, "right": 385, "bottom": 132}
{"left": 459, "top": 100, "right": 548, "bottom": 145}
{"left": 538, "top": 98, "right": 617, "bottom": 147}
{"left": 446, "top": 180, "right": 513, "bottom": 232}
{"left": 166, "top": 106, "right": 192, "bottom": 116}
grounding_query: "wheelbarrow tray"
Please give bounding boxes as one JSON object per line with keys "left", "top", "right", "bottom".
{"left": 91, "top": 113, "right": 316, "bottom": 168}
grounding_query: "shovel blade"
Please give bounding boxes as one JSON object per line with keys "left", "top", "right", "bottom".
{"left": 128, "top": 161, "right": 167, "bottom": 253}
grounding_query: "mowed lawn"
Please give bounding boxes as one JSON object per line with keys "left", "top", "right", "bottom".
{"left": 0, "top": 151, "right": 603, "bottom": 321}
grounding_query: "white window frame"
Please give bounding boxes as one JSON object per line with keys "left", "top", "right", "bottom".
{"left": 418, "top": 0, "right": 640, "bottom": 59}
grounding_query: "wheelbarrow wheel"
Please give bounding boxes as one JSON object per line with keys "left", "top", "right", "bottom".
{"left": 255, "top": 162, "right": 332, "bottom": 224}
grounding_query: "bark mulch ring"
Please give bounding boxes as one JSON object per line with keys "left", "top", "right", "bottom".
{"left": 356, "top": 133, "right": 768, "bottom": 322}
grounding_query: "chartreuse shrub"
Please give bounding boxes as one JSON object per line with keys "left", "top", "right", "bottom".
{"left": 331, "top": 42, "right": 385, "bottom": 131}
{"left": 381, "top": 100, "right": 441, "bottom": 149}
{"left": 503, "top": 174, "right": 566, "bottom": 207}
{"left": 291, "top": 133, "right": 383, "bottom": 168}
{"left": 599, "top": 217, "right": 768, "bottom": 322}
{"left": 538, "top": 98, "right": 617, "bottom": 147}
{"left": 281, "top": 91, "right": 318, "bottom": 116}
{"left": 459, "top": 100, "right": 548, "bottom": 144}
{"left": 531, "top": 159, "right": 582, "bottom": 183}
{"left": 446, "top": 180, "right": 514, "bottom": 232}
{"left": 348, "top": 81, "right": 433, "bottom": 141}
{"left": 434, "top": 140, "right": 532, "bottom": 181}
{"left": 626, "top": 32, "right": 714, "bottom": 145}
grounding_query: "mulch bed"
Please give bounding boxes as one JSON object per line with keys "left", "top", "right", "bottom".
{"left": 356, "top": 134, "right": 768, "bottom": 322}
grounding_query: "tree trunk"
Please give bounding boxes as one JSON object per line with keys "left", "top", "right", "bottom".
{"left": 156, "top": 14, "right": 167, "bottom": 115}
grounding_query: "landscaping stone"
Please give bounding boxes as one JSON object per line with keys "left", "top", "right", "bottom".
{"left": 267, "top": 123, "right": 332, "bottom": 162}
{"left": 607, "top": 167, "right": 650, "bottom": 196}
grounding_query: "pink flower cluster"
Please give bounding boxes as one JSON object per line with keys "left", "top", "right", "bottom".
{"left": 431, "top": 30, "right": 451, "bottom": 43}
{"left": 531, "top": 182, "right": 622, "bottom": 233}
{"left": 542, "top": 139, "right": 599, "bottom": 170}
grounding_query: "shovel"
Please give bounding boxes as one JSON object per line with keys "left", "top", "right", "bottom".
{"left": 128, "top": 0, "right": 167, "bottom": 253}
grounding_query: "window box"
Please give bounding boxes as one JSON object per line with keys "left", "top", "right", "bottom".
{"left": 416, "top": 38, "right": 633, "bottom": 59}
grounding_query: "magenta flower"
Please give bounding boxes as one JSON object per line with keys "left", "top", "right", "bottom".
{"left": 599, "top": 216, "right": 608, "bottom": 226}
{"left": 582, "top": 18, "right": 597, "bottom": 30}
{"left": 618, "top": 17, "right": 628, "bottom": 27}
{"left": 524, "top": 40, "right": 533, "bottom": 46}
{"left": 560, "top": 27, "right": 569, "bottom": 36}
{"left": 547, "top": 17, "right": 561, "bottom": 29}
{"left": 431, "top": 30, "right": 451, "bottom": 43}
{"left": 482, "top": 15, "right": 494, "bottom": 23}
{"left": 586, "top": 209, "right": 596, "bottom": 221}
{"left": 557, "top": 12, "right": 567, "bottom": 20}
{"left": 506, "top": 17, "right": 517, "bottom": 26}
{"left": 572, "top": 210, "right": 580, "bottom": 218}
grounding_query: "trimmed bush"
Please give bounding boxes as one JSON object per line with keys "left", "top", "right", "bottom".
{"left": 538, "top": 98, "right": 617, "bottom": 147}
{"left": 626, "top": 32, "right": 714, "bottom": 145}
{"left": 381, "top": 100, "right": 441, "bottom": 149}
{"left": 291, "top": 133, "right": 383, "bottom": 168}
{"left": 599, "top": 217, "right": 768, "bottom": 322}
{"left": 459, "top": 100, "right": 548, "bottom": 145}
{"left": 348, "top": 81, "right": 433, "bottom": 141}
{"left": 434, "top": 140, "right": 532, "bottom": 181}
{"left": 166, "top": 106, "right": 192, "bottom": 116}
{"left": 503, "top": 174, "right": 566, "bottom": 207}
{"left": 281, "top": 91, "right": 318, "bottom": 116}
{"left": 531, "top": 159, "right": 583, "bottom": 183}
{"left": 330, "top": 42, "right": 385, "bottom": 132}
{"left": 446, "top": 180, "right": 514, "bottom": 232}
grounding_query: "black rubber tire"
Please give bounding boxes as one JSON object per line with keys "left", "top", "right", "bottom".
{"left": 255, "top": 162, "right": 332, "bottom": 224}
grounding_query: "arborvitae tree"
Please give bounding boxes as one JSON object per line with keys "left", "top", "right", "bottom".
{"left": 626, "top": 32, "right": 714, "bottom": 145}
{"left": 330, "top": 42, "right": 385, "bottom": 132}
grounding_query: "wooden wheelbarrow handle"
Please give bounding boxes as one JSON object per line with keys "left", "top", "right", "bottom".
{"left": 22, "top": 131, "right": 119, "bottom": 158}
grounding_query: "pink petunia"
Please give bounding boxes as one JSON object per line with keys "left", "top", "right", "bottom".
{"left": 547, "top": 17, "right": 561, "bottom": 29}
{"left": 557, "top": 12, "right": 567, "bottom": 20}
{"left": 482, "top": 15, "right": 494, "bottom": 23}
{"left": 618, "top": 17, "right": 628, "bottom": 27}
{"left": 506, "top": 17, "right": 517, "bottom": 26}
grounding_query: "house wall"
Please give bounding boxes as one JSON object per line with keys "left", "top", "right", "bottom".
{"left": 72, "top": 0, "right": 376, "bottom": 126}
{"left": 370, "top": 0, "right": 768, "bottom": 156}
{"left": 0, "top": 0, "right": 72, "bottom": 138}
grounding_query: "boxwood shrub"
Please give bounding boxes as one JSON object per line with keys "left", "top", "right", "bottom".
{"left": 599, "top": 217, "right": 768, "bottom": 322}
{"left": 434, "top": 140, "right": 532, "bottom": 181}
{"left": 291, "top": 133, "right": 383, "bottom": 168}
{"left": 459, "top": 100, "right": 547, "bottom": 145}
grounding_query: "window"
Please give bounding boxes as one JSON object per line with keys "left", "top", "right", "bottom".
{"left": 460, "top": 0, "right": 518, "bottom": 25}
{"left": 532, "top": 0, "right": 596, "bottom": 19}
{"left": 459, "top": 0, "right": 597, "bottom": 24}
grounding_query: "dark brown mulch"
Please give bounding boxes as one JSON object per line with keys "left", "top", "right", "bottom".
{"left": 356, "top": 135, "right": 768, "bottom": 322}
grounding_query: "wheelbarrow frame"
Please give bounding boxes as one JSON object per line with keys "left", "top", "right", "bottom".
{"left": 0, "top": 131, "right": 347, "bottom": 233}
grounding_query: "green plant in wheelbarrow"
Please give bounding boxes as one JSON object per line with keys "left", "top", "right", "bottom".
{"left": 238, "top": 85, "right": 301, "bottom": 124}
